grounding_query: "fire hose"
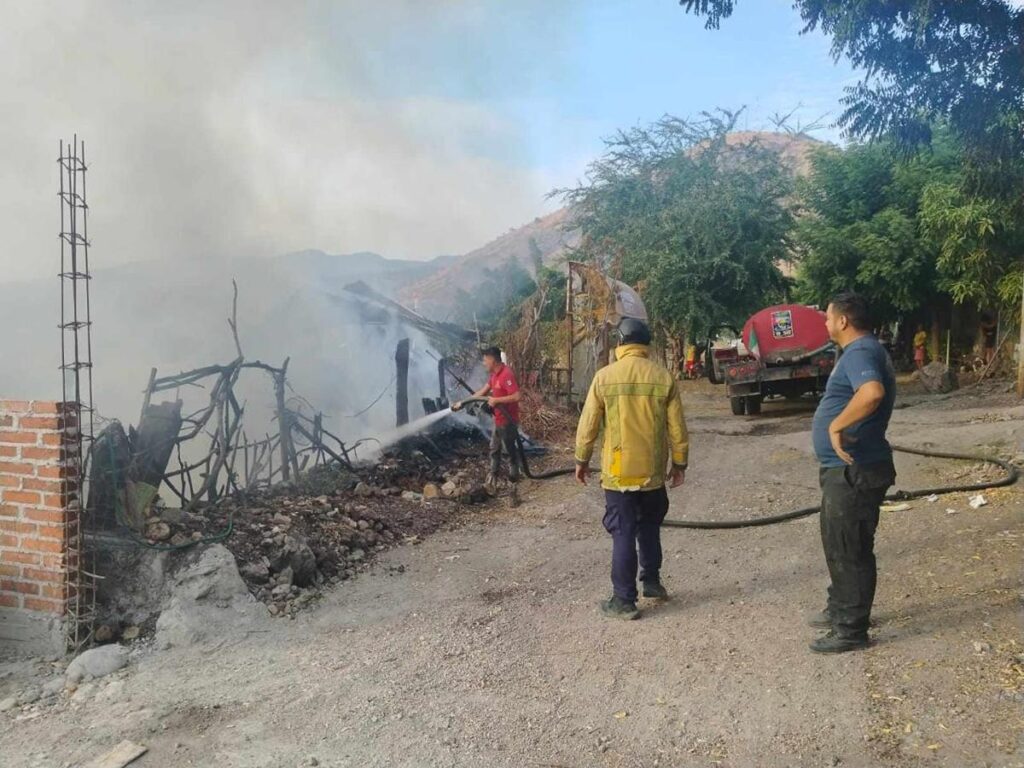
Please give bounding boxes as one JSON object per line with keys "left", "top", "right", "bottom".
{"left": 452, "top": 397, "right": 1019, "bottom": 530}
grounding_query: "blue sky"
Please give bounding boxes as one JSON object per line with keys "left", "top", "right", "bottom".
{"left": 2, "top": 1, "right": 860, "bottom": 281}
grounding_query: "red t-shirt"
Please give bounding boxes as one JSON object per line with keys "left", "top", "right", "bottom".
{"left": 488, "top": 364, "right": 520, "bottom": 426}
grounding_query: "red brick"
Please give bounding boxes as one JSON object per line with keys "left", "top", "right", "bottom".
{"left": 0, "top": 431, "right": 38, "bottom": 445}
{"left": 18, "top": 416, "right": 62, "bottom": 430}
{"left": 21, "top": 446, "right": 61, "bottom": 462}
{"left": 0, "top": 505, "right": 16, "bottom": 518}
{"left": 3, "top": 490, "right": 39, "bottom": 505}
{"left": 0, "top": 445, "right": 16, "bottom": 457}
{"left": 0, "top": 521, "right": 36, "bottom": 535}
{"left": 0, "top": 476, "right": 19, "bottom": 489}
{"left": 40, "top": 433, "right": 64, "bottom": 447}
{"left": 36, "top": 465, "right": 66, "bottom": 479}
{"left": 0, "top": 534, "right": 18, "bottom": 548}
{"left": 21, "top": 478, "right": 62, "bottom": 493}
{"left": 22, "top": 567, "right": 62, "bottom": 583}
{"left": 41, "top": 494, "right": 68, "bottom": 510}
{"left": 0, "top": 416, "right": 12, "bottom": 428}
{"left": 0, "top": 550, "right": 40, "bottom": 565}
{"left": 0, "top": 593, "right": 18, "bottom": 608}
{"left": 0, "top": 579, "right": 38, "bottom": 595}
{"left": 29, "top": 402, "right": 59, "bottom": 414}
{"left": 23, "top": 509, "right": 64, "bottom": 524}
{"left": 0, "top": 564, "right": 20, "bottom": 578}
{"left": 42, "top": 554, "right": 68, "bottom": 570}
{"left": 0, "top": 461, "right": 35, "bottom": 476}
{"left": 36, "top": 525, "right": 64, "bottom": 541}
{"left": 40, "top": 584, "right": 66, "bottom": 600}
{"left": 23, "top": 538, "right": 61, "bottom": 553}
{"left": 0, "top": 401, "right": 31, "bottom": 413}
{"left": 23, "top": 597, "right": 62, "bottom": 614}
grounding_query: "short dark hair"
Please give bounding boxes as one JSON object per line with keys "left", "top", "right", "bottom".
{"left": 829, "top": 292, "right": 872, "bottom": 331}
{"left": 481, "top": 346, "right": 502, "bottom": 362}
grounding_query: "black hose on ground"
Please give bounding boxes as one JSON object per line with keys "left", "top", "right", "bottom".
{"left": 454, "top": 398, "right": 1019, "bottom": 528}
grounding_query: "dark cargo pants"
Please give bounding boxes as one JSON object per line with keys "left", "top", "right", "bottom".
{"left": 490, "top": 423, "right": 522, "bottom": 481}
{"left": 603, "top": 487, "right": 669, "bottom": 603}
{"left": 819, "top": 460, "right": 896, "bottom": 638}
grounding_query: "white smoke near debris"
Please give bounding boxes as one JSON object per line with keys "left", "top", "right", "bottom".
{"left": 0, "top": 0, "right": 570, "bottom": 283}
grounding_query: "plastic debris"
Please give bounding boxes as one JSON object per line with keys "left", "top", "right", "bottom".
{"left": 968, "top": 494, "right": 988, "bottom": 509}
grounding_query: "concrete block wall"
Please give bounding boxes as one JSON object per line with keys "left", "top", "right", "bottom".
{"left": 0, "top": 399, "right": 78, "bottom": 652}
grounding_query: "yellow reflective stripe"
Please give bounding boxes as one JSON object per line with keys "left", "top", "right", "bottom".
{"left": 598, "top": 383, "right": 672, "bottom": 398}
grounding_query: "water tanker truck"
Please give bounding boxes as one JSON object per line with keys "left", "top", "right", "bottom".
{"left": 705, "top": 304, "right": 836, "bottom": 416}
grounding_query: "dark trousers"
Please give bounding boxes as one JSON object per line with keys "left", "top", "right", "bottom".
{"left": 489, "top": 424, "right": 521, "bottom": 480}
{"left": 819, "top": 461, "right": 896, "bottom": 638}
{"left": 603, "top": 487, "right": 669, "bottom": 603}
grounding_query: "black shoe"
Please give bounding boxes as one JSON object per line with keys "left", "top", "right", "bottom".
{"left": 809, "top": 631, "right": 870, "bottom": 654}
{"left": 807, "top": 610, "right": 832, "bottom": 629}
{"left": 642, "top": 581, "right": 669, "bottom": 600}
{"left": 600, "top": 596, "right": 639, "bottom": 620}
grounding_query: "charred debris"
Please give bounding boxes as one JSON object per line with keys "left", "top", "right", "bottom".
{"left": 86, "top": 282, "right": 500, "bottom": 627}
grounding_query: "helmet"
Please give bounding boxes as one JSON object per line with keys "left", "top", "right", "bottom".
{"left": 617, "top": 317, "right": 651, "bottom": 346}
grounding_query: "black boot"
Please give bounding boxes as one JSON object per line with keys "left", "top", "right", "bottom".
{"left": 600, "top": 596, "right": 639, "bottom": 620}
{"left": 807, "top": 609, "right": 832, "bottom": 629}
{"left": 809, "top": 630, "right": 870, "bottom": 654}
{"left": 642, "top": 581, "right": 669, "bottom": 600}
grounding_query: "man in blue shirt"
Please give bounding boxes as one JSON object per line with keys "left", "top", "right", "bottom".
{"left": 809, "top": 292, "right": 896, "bottom": 654}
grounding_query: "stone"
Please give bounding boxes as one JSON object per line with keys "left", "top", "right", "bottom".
{"left": 272, "top": 513, "right": 292, "bottom": 527}
{"left": 401, "top": 491, "right": 423, "bottom": 502}
{"left": 240, "top": 562, "right": 270, "bottom": 584}
{"left": 0, "top": 696, "right": 16, "bottom": 712}
{"left": 919, "top": 362, "right": 959, "bottom": 394}
{"left": 159, "top": 507, "right": 188, "bottom": 525}
{"left": 357, "top": 519, "right": 370, "bottom": 531}
{"left": 350, "top": 549, "right": 366, "bottom": 562}
{"left": 270, "top": 535, "right": 317, "bottom": 587}
{"left": 145, "top": 521, "right": 172, "bottom": 542}
{"left": 973, "top": 641, "right": 992, "bottom": 654}
{"left": 42, "top": 678, "right": 65, "bottom": 698}
{"left": 155, "top": 545, "right": 267, "bottom": 649}
{"left": 17, "top": 687, "right": 40, "bottom": 705}
{"left": 122, "top": 625, "right": 141, "bottom": 641}
{"left": 170, "top": 532, "right": 192, "bottom": 547}
{"left": 355, "top": 482, "right": 373, "bottom": 497}
{"left": 94, "top": 624, "right": 116, "bottom": 644}
{"left": 66, "top": 644, "right": 129, "bottom": 684}
{"left": 441, "top": 481, "right": 458, "bottom": 497}
{"left": 277, "top": 566, "right": 294, "bottom": 587}
{"left": 423, "top": 483, "right": 441, "bottom": 499}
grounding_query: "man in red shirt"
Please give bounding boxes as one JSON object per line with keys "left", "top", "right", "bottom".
{"left": 458, "top": 346, "right": 522, "bottom": 488}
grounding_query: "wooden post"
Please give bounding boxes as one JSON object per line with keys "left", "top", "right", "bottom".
{"left": 566, "top": 266, "right": 574, "bottom": 405}
{"left": 1017, "top": 275, "right": 1024, "bottom": 397}
{"left": 437, "top": 357, "right": 447, "bottom": 405}
{"left": 395, "top": 338, "right": 410, "bottom": 427}
{"left": 275, "top": 357, "right": 295, "bottom": 482}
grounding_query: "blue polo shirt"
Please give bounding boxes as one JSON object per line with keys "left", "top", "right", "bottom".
{"left": 812, "top": 334, "right": 895, "bottom": 468}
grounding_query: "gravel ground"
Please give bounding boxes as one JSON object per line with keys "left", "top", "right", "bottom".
{"left": 1, "top": 382, "right": 1021, "bottom": 768}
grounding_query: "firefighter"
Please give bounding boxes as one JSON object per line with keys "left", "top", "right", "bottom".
{"left": 454, "top": 346, "right": 522, "bottom": 491}
{"left": 574, "top": 318, "right": 690, "bottom": 620}
{"left": 809, "top": 292, "right": 896, "bottom": 653}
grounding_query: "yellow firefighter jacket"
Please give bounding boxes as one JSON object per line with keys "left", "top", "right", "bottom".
{"left": 574, "top": 344, "right": 690, "bottom": 491}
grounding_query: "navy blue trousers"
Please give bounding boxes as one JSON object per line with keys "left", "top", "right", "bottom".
{"left": 603, "top": 487, "right": 669, "bottom": 602}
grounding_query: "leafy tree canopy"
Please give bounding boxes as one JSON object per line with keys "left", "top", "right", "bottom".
{"left": 555, "top": 110, "right": 793, "bottom": 340}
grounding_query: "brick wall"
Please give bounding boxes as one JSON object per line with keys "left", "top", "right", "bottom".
{"left": 0, "top": 399, "right": 78, "bottom": 650}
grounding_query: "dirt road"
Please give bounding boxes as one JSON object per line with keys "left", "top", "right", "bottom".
{"left": 2, "top": 384, "right": 1022, "bottom": 767}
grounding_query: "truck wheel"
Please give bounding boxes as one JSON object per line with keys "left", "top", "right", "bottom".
{"left": 745, "top": 396, "right": 762, "bottom": 415}
{"left": 730, "top": 397, "right": 745, "bottom": 416}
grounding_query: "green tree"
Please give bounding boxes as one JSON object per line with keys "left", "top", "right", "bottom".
{"left": 679, "top": 1, "right": 1024, "bottom": 178}
{"left": 555, "top": 111, "right": 793, "bottom": 341}
{"left": 793, "top": 136, "right": 960, "bottom": 320}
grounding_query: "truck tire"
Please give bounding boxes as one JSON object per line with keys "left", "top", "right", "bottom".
{"left": 745, "top": 395, "right": 762, "bottom": 415}
{"left": 730, "top": 397, "right": 745, "bottom": 416}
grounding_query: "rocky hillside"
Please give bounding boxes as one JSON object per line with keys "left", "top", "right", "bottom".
{"left": 400, "top": 131, "right": 824, "bottom": 317}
